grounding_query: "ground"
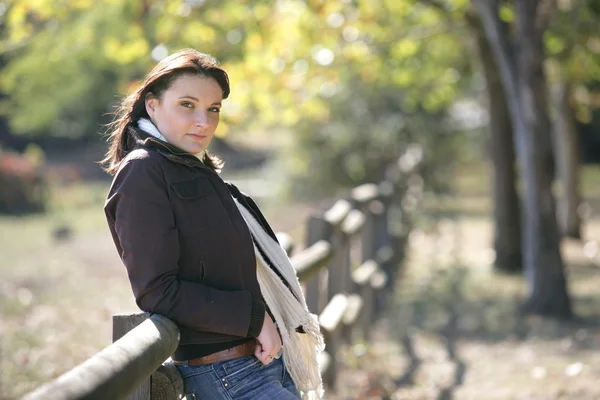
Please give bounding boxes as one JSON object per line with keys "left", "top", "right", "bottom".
{"left": 1, "top": 165, "right": 600, "bottom": 399}
{"left": 329, "top": 192, "right": 600, "bottom": 400}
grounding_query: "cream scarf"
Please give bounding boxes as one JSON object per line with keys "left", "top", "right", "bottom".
{"left": 232, "top": 198, "right": 325, "bottom": 400}
{"left": 137, "top": 118, "right": 325, "bottom": 399}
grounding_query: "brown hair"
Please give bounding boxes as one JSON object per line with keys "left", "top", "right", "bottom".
{"left": 101, "top": 49, "right": 230, "bottom": 175}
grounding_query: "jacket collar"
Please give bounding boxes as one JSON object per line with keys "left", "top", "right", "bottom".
{"left": 128, "top": 125, "right": 212, "bottom": 171}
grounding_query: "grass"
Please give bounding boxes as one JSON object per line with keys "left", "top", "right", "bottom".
{"left": 0, "top": 180, "right": 133, "bottom": 398}
{"left": 2, "top": 162, "right": 600, "bottom": 399}
{"left": 0, "top": 174, "right": 316, "bottom": 399}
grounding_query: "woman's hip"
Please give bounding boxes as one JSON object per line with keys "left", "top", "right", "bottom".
{"left": 175, "top": 355, "right": 300, "bottom": 399}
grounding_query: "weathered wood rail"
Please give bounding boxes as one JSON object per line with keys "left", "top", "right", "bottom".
{"left": 22, "top": 146, "right": 423, "bottom": 400}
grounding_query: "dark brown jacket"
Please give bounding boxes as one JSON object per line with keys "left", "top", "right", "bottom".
{"left": 104, "top": 127, "right": 266, "bottom": 346}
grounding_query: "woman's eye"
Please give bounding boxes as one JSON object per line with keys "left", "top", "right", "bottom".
{"left": 181, "top": 102, "right": 194, "bottom": 108}
{"left": 209, "top": 107, "right": 221, "bottom": 113}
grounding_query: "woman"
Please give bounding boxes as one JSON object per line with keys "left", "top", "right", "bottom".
{"left": 102, "top": 49, "right": 324, "bottom": 399}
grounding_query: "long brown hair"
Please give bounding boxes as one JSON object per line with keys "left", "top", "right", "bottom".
{"left": 101, "top": 49, "right": 230, "bottom": 175}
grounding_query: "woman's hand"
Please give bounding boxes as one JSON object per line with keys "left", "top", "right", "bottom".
{"left": 255, "top": 314, "right": 282, "bottom": 365}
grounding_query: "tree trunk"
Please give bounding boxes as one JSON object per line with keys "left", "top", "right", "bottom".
{"left": 552, "top": 82, "right": 582, "bottom": 239}
{"left": 473, "top": 0, "right": 572, "bottom": 318}
{"left": 472, "top": 17, "right": 522, "bottom": 272}
{"left": 516, "top": 1, "right": 572, "bottom": 317}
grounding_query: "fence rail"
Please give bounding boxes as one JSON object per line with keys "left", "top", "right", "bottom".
{"left": 23, "top": 146, "right": 423, "bottom": 400}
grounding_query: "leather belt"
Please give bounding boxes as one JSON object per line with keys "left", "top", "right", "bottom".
{"left": 175, "top": 340, "right": 257, "bottom": 366}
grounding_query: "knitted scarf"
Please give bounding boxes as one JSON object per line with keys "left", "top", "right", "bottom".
{"left": 137, "top": 119, "right": 325, "bottom": 399}
{"left": 231, "top": 196, "right": 325, "bottom": 399}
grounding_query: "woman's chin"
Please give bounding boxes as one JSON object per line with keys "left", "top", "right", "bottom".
{"left": 180, "top": 144, "right": 206, "bottom": 155}
{"left": 191, "top": 147, "right": 206, "bottom": 155}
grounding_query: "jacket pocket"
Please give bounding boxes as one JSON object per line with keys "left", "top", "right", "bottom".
{"left": 199, "top": 257, "right": 206, "bottom": 282}
{"left": 170, "top": 176, "right": 214, "bottom": 199}
{"left": 169, "top": 176, "right": 225, "bottom": 234}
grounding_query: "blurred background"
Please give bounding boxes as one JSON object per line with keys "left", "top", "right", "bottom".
{"left": 1, "top": 0, "right": 600, "bottom": 399}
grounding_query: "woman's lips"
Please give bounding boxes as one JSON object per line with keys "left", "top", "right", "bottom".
{"left": 187, "top": 133, "right": 207, "bottom": 140}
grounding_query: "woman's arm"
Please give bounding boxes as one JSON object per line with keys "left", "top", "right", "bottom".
{"left": 104, "top": 153, "right": 265, "bottom": 338}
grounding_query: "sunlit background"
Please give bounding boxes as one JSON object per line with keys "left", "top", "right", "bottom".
{"left": 1, "top": 0, "right": 600, "bottom": 399}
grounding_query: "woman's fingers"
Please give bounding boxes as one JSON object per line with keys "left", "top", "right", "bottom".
{"left": 255, "top": 341, "right": 274, "bottom": 365}
{"left": 255, "top": 314, "right": 285, "bottom": 365}
{"left": 274, "top": 347, "right": 283, "bottom": 359}
{"left": 255, "top": 314, "right": 283, "bottom": 365}
{"left": 254, "top": 341, "right": 263, "bottom": 358}
{"left": 255, "top": 343, "right": 284, "bottom": 365}
{"left": 255, "top": 341, "right": 270, "bottom": 364}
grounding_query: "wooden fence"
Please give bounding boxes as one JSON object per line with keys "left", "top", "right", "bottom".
{"left": 22, "top": 146, "right": 423, "bottom": 400}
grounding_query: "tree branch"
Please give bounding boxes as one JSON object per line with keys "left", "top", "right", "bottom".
{"left": 471, "top": 0, "right": 518, "bottom": 101}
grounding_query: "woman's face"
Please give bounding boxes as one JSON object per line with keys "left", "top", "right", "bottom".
{"left": 145, "top": 74, "right": 223, "bottom": 154}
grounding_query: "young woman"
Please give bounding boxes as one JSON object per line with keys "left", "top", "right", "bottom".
{"left": 102, "top": 49, "right": 324, "bottom": 399}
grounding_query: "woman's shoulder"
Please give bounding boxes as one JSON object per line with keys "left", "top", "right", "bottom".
{"left": 122, "top": 147, "right": 163, "bottom": 165}
{"left": 115, "top": 148, "right": 166, "bottom": 175}
{"left": 108, "top": 148, "right": 169, "bottom": 193}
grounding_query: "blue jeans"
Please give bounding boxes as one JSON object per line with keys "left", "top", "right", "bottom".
{"left": 175, "top": 354, "right": 301, "bottom": 399}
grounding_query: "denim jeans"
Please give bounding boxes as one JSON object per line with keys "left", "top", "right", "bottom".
{"left": 175, "top": 354, "right": 301, "bottom": 399}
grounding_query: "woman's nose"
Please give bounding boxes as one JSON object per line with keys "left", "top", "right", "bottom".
{"left": 195, "top": 112, "right": 209, "bottom": 128}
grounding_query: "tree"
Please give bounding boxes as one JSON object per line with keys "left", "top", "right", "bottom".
{"left": 471, "top": 15, "right": 522, "bottom": 272}
{"left": 544, "top": 0, "right": 600, "bottom": 239}
{"left": 472, "top": 0, "right": 572, "bottom": 317}
{"left": 552, "top": 82, "right": 582, "bottom": 239}
{"left": 422, "top": 0, "right": 523, "bottom": 272}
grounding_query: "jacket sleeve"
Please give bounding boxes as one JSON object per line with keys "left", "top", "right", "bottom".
{"left": 104, "top": 155, "right": 264, "bottom": 338}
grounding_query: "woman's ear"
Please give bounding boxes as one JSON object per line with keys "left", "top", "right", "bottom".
{"left": 145, "top": 93, "right": 157, "bottom": 119}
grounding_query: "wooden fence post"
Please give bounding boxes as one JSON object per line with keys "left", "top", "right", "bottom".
{"left": 361, "top": 203, "right": 377, "bottom": 264}
{"left": 113, "top": 313, "right": 182, "bottom": 400}
{"left": 319, "top": 200, "right": 353, "bottom": 391}
{"left": 327, "top": 231, "right": 351, "bottom": 297}
{"left": 323, "top": 200, "right": 353, "bottom": 299}
{"left": 352, "top": 260, "right": 378, "bottom": 338}
{"left": 376, "top": 181, "right": 394, "bottom": 274}
{"left": 113, "top": 313, "right": 152, "bottom": 400}
{"left": 373, "top": 181, "right": 396, "bottom": 314}
{"left": 339, "top": 209, "right": 366, "bottom": 343}
{"left": 304, "top": 215, "right": 332, "bottom": 314}
{"left": 319, "top": 294, "right": 348, "bottom": 390}
{"left": 360, "top": 201, "right": 377, "bottom": 337}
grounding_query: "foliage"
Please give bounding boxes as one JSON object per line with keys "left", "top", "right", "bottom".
{"left": 278, "top": 74, "right": 467, "bottom": 198}
{"left": 3, "top": 0, "right": 597, "bottom": 196}
{"left": 545, "top": 0, "right": 600, "bottom": 123}
{"left": 0, "top": 145, "right": 47, "bottom": 213}
{"left": 1, "top": 1, "right": 470, "bottom": 130}
{"left": 0, "top": 0, "right": 481, "bottom": 196}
